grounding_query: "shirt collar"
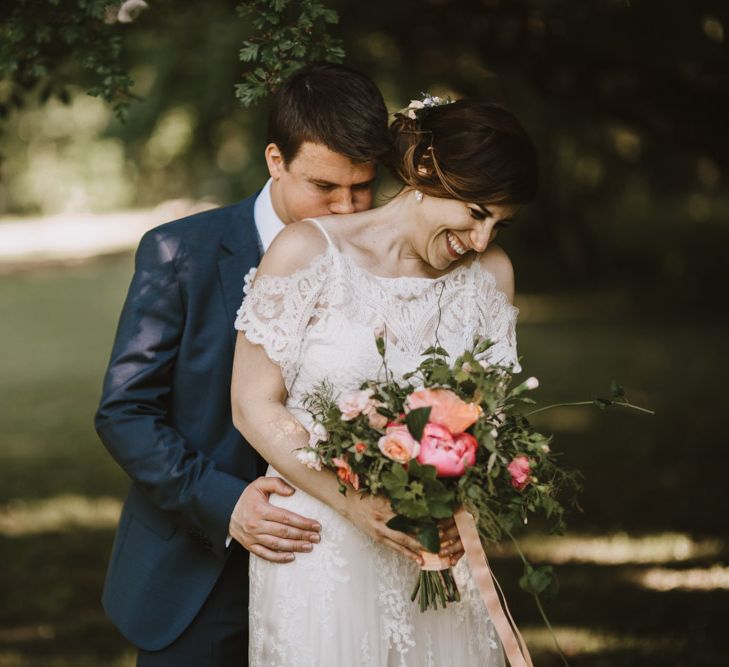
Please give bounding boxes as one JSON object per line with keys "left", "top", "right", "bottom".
{"left": 253, "top": 178, "right": 286, "bottom": 253}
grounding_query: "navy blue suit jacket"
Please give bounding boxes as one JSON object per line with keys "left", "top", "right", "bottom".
{"left": 95, "top": 194, "right": 265, "bottom": 651}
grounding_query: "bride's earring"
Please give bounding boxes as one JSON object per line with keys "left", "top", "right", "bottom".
{"left": 414, "top": 190, "right": 424, "bottom": 202}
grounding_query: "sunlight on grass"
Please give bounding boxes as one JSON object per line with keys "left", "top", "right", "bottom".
{"left": 523, "top": 625, "right": 686, "bottom": 656}
{"left": 627, "top": 564, "right": 729, "bottom": 591}
{"left": 0, "top": 495, "right": 121, "bottom": 536}
{"left": 499, "top": 532, "right": 724, "bottom": 564}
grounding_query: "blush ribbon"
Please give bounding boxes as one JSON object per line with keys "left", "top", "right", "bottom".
{"left": 454, "top": 507, "right": 534, "bottom": 667}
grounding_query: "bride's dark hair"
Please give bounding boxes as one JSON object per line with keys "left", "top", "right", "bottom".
{"left": 388, "top": 100, "right": 538, "bottom": 205}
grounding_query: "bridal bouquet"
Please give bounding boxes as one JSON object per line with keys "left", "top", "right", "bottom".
{"left": 299, "top": 331, "right": 645, "bottom": 617}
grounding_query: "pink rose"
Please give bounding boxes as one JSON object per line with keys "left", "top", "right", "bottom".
{"left": 417, "top": 424, "right": 477, "bottom": 477}
{"left": 507, "top": 456, "right": 531, "bottom": 491}
{"left": 378, "top": 425, "right": 420, "bottom": 463}
{"left": 332, "top": 456, "right": 360, "bottom": 490}
{"left": 338, "top": 390, "right": 374, "bottom": 421}
{"left": 406, "top": 389, "right": 481, "bottom": 434}
{"left": 365, "top": 405, "right": 388, "bottom": 430}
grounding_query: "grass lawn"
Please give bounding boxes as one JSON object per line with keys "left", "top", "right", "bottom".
{"left": 0, "top": 254, "right": 726, "bottom": 666}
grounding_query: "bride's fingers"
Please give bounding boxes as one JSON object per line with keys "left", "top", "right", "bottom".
{"left": 438, "top": 521, "right": 459, "bottom": 543}
{"left": 438, "top": 536, "right": 464, "bottom": 556}
{"left": 382, "top": 528, "right": 424, "bottom": 560}
{"left": 381, "top": 537, "right": 423, "bottom": 565}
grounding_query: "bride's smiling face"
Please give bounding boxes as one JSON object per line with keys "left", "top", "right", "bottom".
{"left": 412, "top": 195, "right": 518, "bottom": 271}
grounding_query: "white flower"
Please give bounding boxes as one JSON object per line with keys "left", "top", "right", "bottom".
{"left": 308, "top": 422, "right": 328, "bottom": 447}
{"left": 374, "top": 324, "right": 385, "bottom": 339}
{"left": 525, "top": 377, "right": 540, "bottom": 390}
{"left": 337, "top": 389, "right": 375, "bottom": 421}
{"left": 408, "top": 100, "right": 425, "bottom": 110}
{"left": 490, "top": 428, "right": 499, "bottom": 439}
{"left": 117, "top": 0, "right": 149, "bottom": 23}
{"left": 296, "top": 449, "right": 322, "bottom": 471}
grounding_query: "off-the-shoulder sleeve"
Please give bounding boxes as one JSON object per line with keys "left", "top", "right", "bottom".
{"left": 474, "top": 276, "right": 522, "bottom": 373}
{"left": 235, "top": 252, "right": 331, "bottom": 384}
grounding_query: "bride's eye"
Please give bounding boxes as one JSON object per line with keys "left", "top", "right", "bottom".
{"left": 468, "top": 207, "right": 486, "bottom": 221}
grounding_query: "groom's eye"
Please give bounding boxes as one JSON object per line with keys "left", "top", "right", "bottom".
{"left": 313, "top": 182, "right": 334, "bottom": 191}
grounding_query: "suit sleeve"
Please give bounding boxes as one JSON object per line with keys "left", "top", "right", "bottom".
{"left": 94, "top": 228, "right": 245, "bottom": 560}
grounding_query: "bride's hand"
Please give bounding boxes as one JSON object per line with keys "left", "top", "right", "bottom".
{"left": 342, "top": 493, "right": 425, "bottom": 565}
{"left": 438, "top": 518, "right": 465, "bottom": 565}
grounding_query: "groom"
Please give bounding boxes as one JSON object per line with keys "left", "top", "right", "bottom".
{"left": 95, "top": 63, "right": 391, "bottom": 666}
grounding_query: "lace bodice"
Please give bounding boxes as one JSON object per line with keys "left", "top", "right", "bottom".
{"left": 235, "top": 226, "right": 520, "bottom": 419}
{"left": 235, "top": 220, "right": 513, "bottom": 666}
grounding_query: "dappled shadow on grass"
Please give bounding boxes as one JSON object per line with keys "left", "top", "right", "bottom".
{"left": 0, "top": 530, "right": 131, "bottom": 665}
{"left": 491, "top": 548, "right": 729, "bottom": 666}
{"left": 1, "top": 258, "right": 727, "bottom": 664}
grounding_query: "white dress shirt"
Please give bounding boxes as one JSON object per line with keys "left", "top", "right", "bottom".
{"left": 253, "top": 178, "right": 286, "bottom": 252}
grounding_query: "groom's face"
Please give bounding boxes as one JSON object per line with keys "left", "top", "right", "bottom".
{"left": 266, "top": 141, "right": 377, "bottom": 224}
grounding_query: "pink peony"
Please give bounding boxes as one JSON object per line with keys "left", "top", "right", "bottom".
{"left": 417, "top": 424, "right": 477, "bottom": 477}
{"left": 332, "top": 456, "right": 360, "bottom": 490}
{"left": 406, "top": 388, "right": 481, "bottom": 434}
{"left": 507, "top": 456, "right": 532, "bottom": 491}
{"left": 378, "top": 425, "right": 420, "bottom": 463}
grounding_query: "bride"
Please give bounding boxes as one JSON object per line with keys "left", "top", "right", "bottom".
{"left": 231, "top": 98, "right": 537, "bottom": 666}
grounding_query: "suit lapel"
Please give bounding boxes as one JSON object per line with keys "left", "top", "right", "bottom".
{"left": 217, "top": 194, "right": 261, "bottom": 349}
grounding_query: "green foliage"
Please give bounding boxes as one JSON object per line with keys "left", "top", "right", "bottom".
{"left": 0, "top": 0, "right": 137, "bottom": 121}
{"left": 519, "top": 563, "right": 559, "bottom": 599}
{"left": 235, "top": 0, "right": 344, "bottom": 107}
{"left": 404, "top": 406, "right": 430, "bottom": 441}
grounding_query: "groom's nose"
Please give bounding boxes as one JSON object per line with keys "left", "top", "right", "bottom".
{"left": 329, "top": 189, "right": 355, "bottom": 214}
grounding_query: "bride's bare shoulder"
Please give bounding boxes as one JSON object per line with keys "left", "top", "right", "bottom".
{"left": 476, "top": 244, "right": 515, "bottom": 302}
{"left": 257, "top": 219, "right": 331, "bottom": 277}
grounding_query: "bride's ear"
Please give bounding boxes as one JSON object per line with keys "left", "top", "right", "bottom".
{"left": 417, "top": 147, "right": 434, "bottom": 178}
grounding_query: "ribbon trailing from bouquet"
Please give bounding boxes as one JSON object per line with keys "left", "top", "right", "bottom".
{"left": 454, "top": 508, "right": 534, "bottom": 667}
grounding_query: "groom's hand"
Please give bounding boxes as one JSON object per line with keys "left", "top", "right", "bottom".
{"left": 229, "top": 477, "right": 322, "bottom": 563}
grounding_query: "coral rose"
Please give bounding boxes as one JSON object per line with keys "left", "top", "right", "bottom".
{"left": 332, "top": 456, "right": 360, "bottom": 490}
{"left": 378, "top": 425, "right": 420, "bottom": 463}
{"left": 417, "top": 424, "right": 477, "bottom": 477}
{"left": 406, "top": 389, "right": 481, "bottom": 434}
{"left": 507, "top": 456, "right": 532, "bottom": 491}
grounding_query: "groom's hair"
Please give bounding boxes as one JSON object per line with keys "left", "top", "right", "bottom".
{"left": 267, "top": 63, "right": 390, "bottom": 165}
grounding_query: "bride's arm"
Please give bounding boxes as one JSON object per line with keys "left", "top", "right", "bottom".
{"left": 231, "top": 333, "right": 425, "bottom": 564}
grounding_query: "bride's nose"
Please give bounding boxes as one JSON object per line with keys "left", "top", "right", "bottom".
{"left": 470, "top": 223, "right": 492, "bottom": 253}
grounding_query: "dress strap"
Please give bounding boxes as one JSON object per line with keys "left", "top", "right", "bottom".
{"left": 302, "top": 218, "right": 334, "bottom": 247}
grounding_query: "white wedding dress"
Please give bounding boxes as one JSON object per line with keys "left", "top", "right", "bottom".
{"left": 235, "top": 219, "right": 520, "bottom": 667}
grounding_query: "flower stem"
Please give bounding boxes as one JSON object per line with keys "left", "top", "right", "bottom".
{"left": 525, "top": 400, "right": 654, "bottom": 417}
{"left": 502, "top": 526, "right": 570, "bottom": 666}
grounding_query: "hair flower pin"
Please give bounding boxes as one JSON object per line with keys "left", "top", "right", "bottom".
{"left": 400, "top": 93, "right": 454, "bottom": 119}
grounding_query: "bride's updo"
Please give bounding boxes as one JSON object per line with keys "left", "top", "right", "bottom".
{"left": 388, "top": 99, "right": 538, "bottom": 205}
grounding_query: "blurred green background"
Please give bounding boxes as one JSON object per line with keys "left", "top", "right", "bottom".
{"left": 1, "top": 1, "right": 727, "bottom": 665}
